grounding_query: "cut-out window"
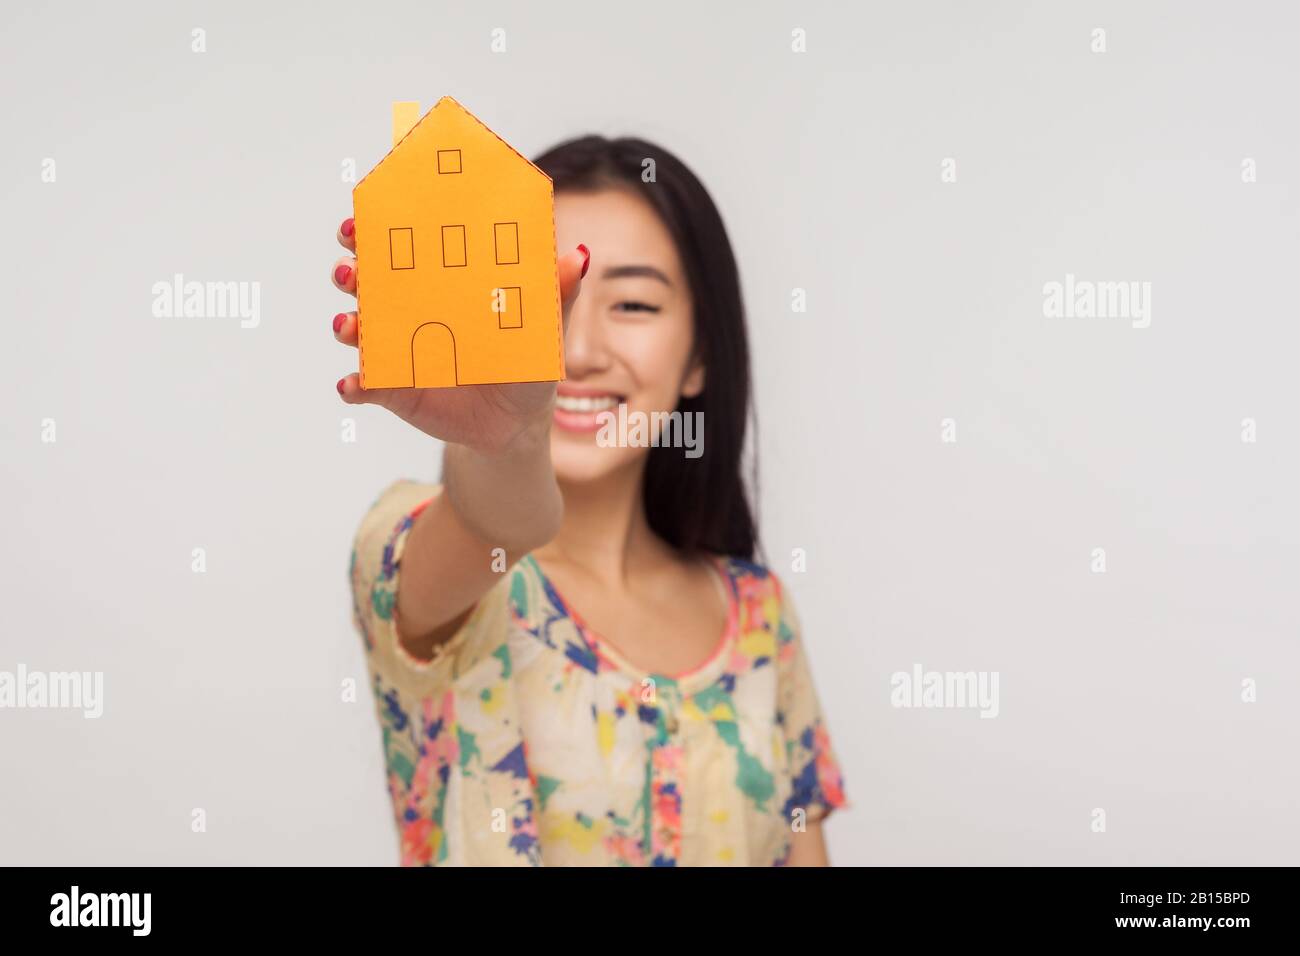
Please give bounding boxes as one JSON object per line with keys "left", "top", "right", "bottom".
{"left": 494, "top": 222, "right": 520, "bottom": 265}
{"left": 442, "top": 225, "right": 466, "bottom": 267}
{"left": 493, "top": 286, "right": 522, "bottom": 329}
{"left": 389, "top": 227, "right": 414, "bottom": 270}
{"left": 437, "top": 149, "right": 462, "bottom": 174}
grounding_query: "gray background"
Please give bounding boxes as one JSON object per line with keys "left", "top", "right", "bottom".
{"left": 2, "top": 0, "right": 1296, "bottom": 865}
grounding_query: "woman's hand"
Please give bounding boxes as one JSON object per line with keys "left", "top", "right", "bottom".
{"left": 331, "top": 217, "right": 588, "bottom": 454}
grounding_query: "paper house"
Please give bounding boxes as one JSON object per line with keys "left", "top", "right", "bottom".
{"left": 352, "top": 97, "right": 564, "bottom": 388}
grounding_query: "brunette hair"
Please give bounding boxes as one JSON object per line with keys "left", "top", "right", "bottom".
{"left": 532, "top": 136, "right": 759, "bottom": 559}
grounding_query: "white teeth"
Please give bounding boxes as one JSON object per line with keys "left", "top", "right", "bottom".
{"left": 555, "top": 395, "right": 620, "bottom": 413}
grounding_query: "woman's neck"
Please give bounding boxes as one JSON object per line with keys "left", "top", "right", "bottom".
{"left": 537, "top": 466, "right": 667, "bottom": 585}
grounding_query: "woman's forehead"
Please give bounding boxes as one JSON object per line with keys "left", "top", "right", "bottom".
{"left": 555, "top": 188, "right": 683, "bottom": 276}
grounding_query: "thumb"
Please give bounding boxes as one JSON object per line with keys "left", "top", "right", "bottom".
{"left": 557, "top": 243, "right": 590, "bottom": 330}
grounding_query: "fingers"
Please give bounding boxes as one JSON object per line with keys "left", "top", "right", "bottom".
{"left": 333, "top": 218, "right": 367, "bottom": 404}
{"left": 336, "top": 373, "right": 400, "bottom": 408}
{"left": 333, "top": 219, "right": 359, "bottom": 398}
{"left": 333, "top": 220, "right": 358, "bottom": 353}
{"left": 337, "top": 217, "right": 356, "bottom": 252}
{"left": 336, "top": 374, "right": 369, "bottom": 404}
{"left": 332, "top": 256, "right": 357, "bottom": 296}
{"left": 332, "top": 311, "right": 358, "bottom": 347}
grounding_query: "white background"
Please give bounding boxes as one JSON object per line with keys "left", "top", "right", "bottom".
{"left": 2, "top": 0, "right": 1297, "bottom": 865}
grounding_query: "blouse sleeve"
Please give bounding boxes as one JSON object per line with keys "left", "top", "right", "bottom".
{"left": 774, "top": 576, "right": 850, "bottom": 824}
{"left": 349, "top": 479, "right": 540, "bottom": 866}
{"left": 350, "top": 478, "right": 487, "bottom": 702}
{"left": 348, "top": 479, "right": 456, "bottom": 689}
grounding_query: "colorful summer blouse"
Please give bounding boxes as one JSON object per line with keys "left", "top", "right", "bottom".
{"left": 349, "top": 480, "right": 849, "bottom": 866}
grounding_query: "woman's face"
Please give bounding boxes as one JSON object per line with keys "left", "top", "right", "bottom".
{"left": 550, "top": 186, "right": 703, "bottom": 485}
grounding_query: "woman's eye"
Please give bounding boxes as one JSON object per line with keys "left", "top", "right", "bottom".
{"left": 612, "top": 301, "right": 662, "bottom": 314}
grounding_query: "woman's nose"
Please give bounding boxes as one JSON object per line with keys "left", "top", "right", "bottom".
{"left": 562, "top": 298, "right": 611, "bottom": 375}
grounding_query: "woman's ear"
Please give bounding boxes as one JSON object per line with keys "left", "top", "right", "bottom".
{"left": 681, "top": 357, "right": 706, "bottom": 399}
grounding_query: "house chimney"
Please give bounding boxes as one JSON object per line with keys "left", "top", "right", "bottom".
{"left": 392, "top": 101, "right": 420, "bottom": 147}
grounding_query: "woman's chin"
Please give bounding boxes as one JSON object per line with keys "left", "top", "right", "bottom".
{"left": 551, "top": 438, "right": 641, "bottom": 487}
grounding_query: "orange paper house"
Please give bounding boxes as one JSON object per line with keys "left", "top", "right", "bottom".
{"left": 352, "top": 97, "right": 564, "bottom": 388}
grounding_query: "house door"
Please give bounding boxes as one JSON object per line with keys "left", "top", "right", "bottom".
{"left": 410, "top": 322, "right": 458, "bottom": 387}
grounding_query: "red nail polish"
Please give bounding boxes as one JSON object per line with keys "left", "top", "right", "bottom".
{"left": 334, "top": 264, "right": 352, "bottom": 286}
{"left": 333, "top": 313, "right": 346, "bottom": 334}
{"left": 341, "top": 218, "right": 355, "bottom": 238}
{"left": 578, "top": 243, "right": 590, "bottom": 279}
{"left": 336, "top": 378, "right": 346, "bottom": 395}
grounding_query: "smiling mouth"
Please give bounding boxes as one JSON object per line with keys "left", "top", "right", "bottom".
{"left": 554, "top": 394, "right": 622, "bottom": 413}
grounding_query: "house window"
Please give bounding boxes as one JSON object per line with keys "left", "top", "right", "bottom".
{"left": 493, "top": 287, "right": 522, "bottom": 329}
{"left": 441, "top": 225, "right": 467, "bottom": 267}
{"left": 389, "top": 227, "right": 414, "bottom": 270}
{"left": 437, "top": 149, "right": 462, "bottom": 174}
{"left": 493, "top": 222, "right": 519, "bottom": 265}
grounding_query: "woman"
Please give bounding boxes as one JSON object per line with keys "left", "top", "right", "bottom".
{"left": 333, "top": 135, "right": 848, "bottom": 866}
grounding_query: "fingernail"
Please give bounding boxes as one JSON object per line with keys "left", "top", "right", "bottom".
{"left": 334, "top": 264, "right": 352, "bottom": 286}
{"left": 578, "top": 243, "right": 590, "bottom": 279}
{"left": 333, "top": 313, "right": 347, "bottom": 334}
{"left": 341, "top": 218, "right": 355, "bottom": 238}
{"left": 336, "top": 378, "right": 346, "bottom": 395}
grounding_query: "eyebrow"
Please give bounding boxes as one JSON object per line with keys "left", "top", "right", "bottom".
{"left": 599, "top": 264, "right": 674, "bottom": 287}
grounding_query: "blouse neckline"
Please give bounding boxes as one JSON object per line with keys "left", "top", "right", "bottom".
{"left": 525, "top": 553, "right": 740, "bottom": 696}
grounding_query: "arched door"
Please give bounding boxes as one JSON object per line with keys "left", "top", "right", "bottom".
{"left": 410, "top": 322, "right": 458, "bottom": 387}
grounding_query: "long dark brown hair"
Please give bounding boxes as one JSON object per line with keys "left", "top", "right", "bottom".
{"left": 532, "top": 136, "right": 759, "bottom": 560}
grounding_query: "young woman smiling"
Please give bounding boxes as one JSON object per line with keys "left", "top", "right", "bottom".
{"left": 334, "top": 136, "right": 848, "bottom": 866}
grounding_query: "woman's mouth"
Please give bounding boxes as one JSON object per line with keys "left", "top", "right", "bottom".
{"left": 554, "top": 391, "right": 624, "bottom": 433}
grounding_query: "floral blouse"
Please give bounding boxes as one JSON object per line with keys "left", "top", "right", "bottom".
{"left": 349, "top": 480, "right": 849, "bottom": 866}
